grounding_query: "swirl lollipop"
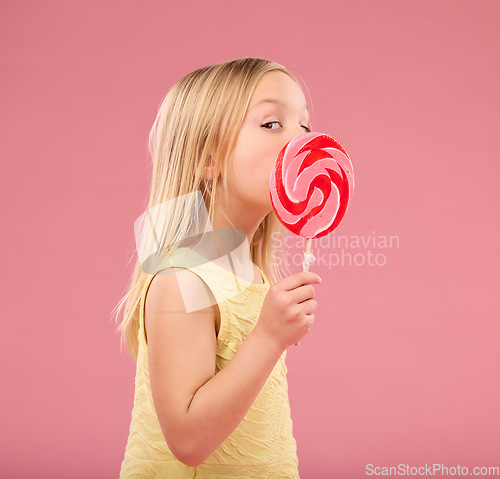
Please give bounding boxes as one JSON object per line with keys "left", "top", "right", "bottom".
{"left": 270, "top": 132, "right": 354, "bottom": 345}
{"left": 270, "top": 131, "right": 355, "bottom": 271}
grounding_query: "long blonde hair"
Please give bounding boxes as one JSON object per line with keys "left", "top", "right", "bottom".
{"left": 113, "top": 57, "right": 308, "bottom": 360}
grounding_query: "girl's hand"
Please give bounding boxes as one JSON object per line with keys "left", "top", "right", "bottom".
{"left": 253, "top": 271, "right": 321, "bottom": 351}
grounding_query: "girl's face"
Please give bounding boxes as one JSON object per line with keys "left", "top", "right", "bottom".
{"left": 225, "top": 70, "right": 310, "bottom": 214}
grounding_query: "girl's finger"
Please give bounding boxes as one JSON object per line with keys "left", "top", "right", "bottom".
{"left": 289, "top": 284, "right": 316, "bottom": 304}
{"left": 299, "top": 299, "right": 317, "bottom": 316}
{"left": 279, "top": 271, "right": 321, "bottom": 292}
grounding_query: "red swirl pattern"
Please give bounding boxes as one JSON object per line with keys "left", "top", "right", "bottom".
{"left": 269, "top": 132, "right": 354, "bottom": 239}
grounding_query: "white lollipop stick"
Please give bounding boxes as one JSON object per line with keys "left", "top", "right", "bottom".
{"left": 302, "top": 238, "right": 316, "bottom": 272}
{"left": 296, "top": 238, "right": 315, "bottom": 346}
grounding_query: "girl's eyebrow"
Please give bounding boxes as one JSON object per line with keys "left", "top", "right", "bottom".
{"left": 250, "top": 98, "right": 309, "bottom": 113}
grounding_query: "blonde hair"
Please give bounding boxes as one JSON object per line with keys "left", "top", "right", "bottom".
{"left": 113, "top": 57, "right": 309, "bottom": 360}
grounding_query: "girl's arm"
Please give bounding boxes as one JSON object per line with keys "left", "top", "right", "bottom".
{"left": 146, "top": 268, "right": 284, "bottom": 467}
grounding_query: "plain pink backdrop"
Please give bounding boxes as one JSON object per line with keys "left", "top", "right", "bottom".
{"left": 1, "top": 1, "right": 499, "bottom": 478}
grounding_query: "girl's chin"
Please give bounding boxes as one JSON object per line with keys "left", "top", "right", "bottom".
{"left": 260, "top": 201, "right": 274, "bottom": 217}
{"left": 248, "top": 200, "right": 272, "bottom": 217}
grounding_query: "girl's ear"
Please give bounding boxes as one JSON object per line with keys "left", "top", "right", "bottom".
{"left": 203, "top": 156, "right": 216, "bottom": 181}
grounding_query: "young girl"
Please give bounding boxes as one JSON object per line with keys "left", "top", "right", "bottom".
{"left": 114, "top": 57, "right": 321, "bottom": 478}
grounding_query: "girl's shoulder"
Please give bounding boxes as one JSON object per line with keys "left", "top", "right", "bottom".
{"left": 144, "top": 265, "right": 221, "bottom": 343}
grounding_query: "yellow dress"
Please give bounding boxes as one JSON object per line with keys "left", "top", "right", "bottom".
{"left": 120, "top": 247, "right": 299, "bottom": 478}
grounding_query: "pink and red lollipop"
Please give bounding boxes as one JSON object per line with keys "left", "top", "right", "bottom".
{"left": 269, "top": 131, "right": 354, "bottom": 346}
{"left": 270, "top": 131, "right": 354, "bottom": 244}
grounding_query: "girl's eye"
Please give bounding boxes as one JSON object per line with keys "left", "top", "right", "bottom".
{"left": 262, "top": 121, "right": 281, "bottom": 130}
{"left": 261, "top": 122, "right": 311, "bottom": 133}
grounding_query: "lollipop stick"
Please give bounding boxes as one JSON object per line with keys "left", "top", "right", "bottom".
{"left": 302, "top": 238, "right": 314, "bottom": 272}
{"left": 296, "top": 238, "right": 314, "bottom": 346}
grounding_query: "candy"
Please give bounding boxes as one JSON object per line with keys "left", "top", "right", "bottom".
{"left": 269, "top": 131, "right": 354, "bottom": 240}
{"left": 269, "top": 132, "right": 354, "bottom": 346}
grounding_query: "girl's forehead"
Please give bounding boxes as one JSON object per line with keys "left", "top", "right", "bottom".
{"left": 249, "top": 71, "right": 308, "bottom": 113}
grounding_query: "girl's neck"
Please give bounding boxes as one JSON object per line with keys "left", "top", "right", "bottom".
{"left": 180, "top": 226, "right": 257, "bottom": 283}
{"left": 191, "top": 184, "right": 271, "bottom": 271}
{"left": 210, "top": 187, "right": 270, "bottom": 251}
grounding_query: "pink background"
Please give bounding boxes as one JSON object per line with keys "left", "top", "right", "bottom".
{"left": 1, "top": 1, "right": 499, "bottom": 478}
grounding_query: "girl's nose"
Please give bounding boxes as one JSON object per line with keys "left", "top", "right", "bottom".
{"left": 285, "top": 125, "right": 308, "bottom": 145}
